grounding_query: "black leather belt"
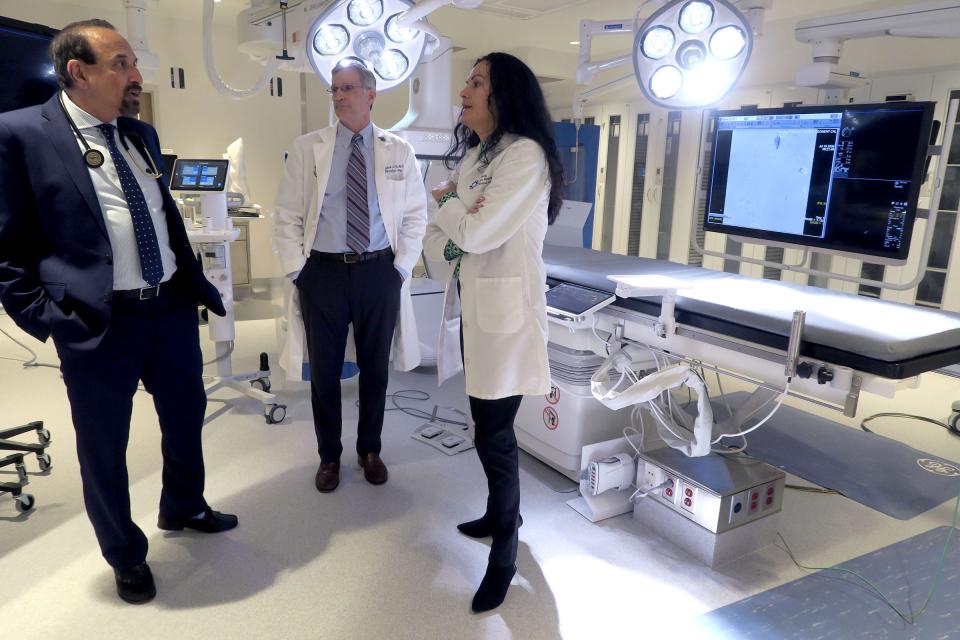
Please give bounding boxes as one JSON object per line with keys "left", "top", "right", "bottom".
{"left": 113, "top": 280, "right": 171, "bottom": 301}
{"left": 310, "top": 247, "right": 394, "bottom": 264}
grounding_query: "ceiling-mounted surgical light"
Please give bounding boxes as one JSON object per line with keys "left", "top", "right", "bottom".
{"left": 709, "top": 25, "right": 746, "bottom": 59}
{"left": 650, "top": 65, "right": 683, "bottom": 99}
{"left": 641, "top": 26, "right": 675, "bottom": 60}
{"left": 385, "top": 13, "right": 418, "bottom": 42}
{"left": 633, "top": 0, "right": 752, "bottom": 109}
{"left": 348, "top": 0, "right": 384, "bottom": 26}
{"left": 375, "top": 49, "right": 409, "bottom": 80}
{"left": 679, "top": 1, "right": 714, "bottom": 34}
{"left": 675, "top": 39, "right": 707, "bottom": 69}
{"left": 314, "top": 24, "right": 350, "bottom": 55}
{"left": 306, "top": 0, "right": 428, "bottom": 91}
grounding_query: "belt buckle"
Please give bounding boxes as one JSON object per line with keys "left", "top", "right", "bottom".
{"left": 343, "top": 253, "right": 361, "bottom": 264}
{"left": 139, "top": 285, "right": 159, "bottom": 300}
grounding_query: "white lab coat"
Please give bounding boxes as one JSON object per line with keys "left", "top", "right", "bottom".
{"left": 273, "top": 124, "right": 428, "bottom": 381}
{"left": 423, "top": 134, "right": 551, "bottom": 400}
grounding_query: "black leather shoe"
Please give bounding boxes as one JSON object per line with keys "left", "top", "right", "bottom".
{"left": 114, "top": 562, "right": 156, "bottom": 604}
{"left": 315, "top": 462, "right": 340, "bottom": 493}
{"left": 158, "top": 507, "right": 238, "bottom": 533}
{"left": 358, "top": 453, "right": 388, "bottom": 485}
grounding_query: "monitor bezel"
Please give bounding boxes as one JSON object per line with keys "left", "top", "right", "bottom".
{"left": 169, "top": 158, "right": 230, "bottom": 193}
{"left": 702, "top": 101, "right": 936, "bottom": 265}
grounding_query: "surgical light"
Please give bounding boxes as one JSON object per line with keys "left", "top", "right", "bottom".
{"left": 633, "top": 0, "right": 752, "bottom": 109}
{"left": 375, "top": 49, "right": 409, "bottom": 80}
{"left": 355, "top": 31, "right": 386, "bottom": 59}
{"left": 385, "top": 13, "right": 418, "bottom": 42}
{"left": 305, "top": 0, "right": 428, "bottom": 92}
{"left": 679, "top": 1, "right": 713, "bottom": 34}
{"left": 348, "top": 0, "right": 383, "bottom": 26}
{"left": 650, "top": 65, "right": 682, "bottom": 99}
{"left": 641, "top": 26, "right": 675, "bottom": 60}
{"left": 314, "top": 24, "right": 350, "bottom": 55}
{"left": 675, "top": 39, "right": 707, "bottom": 69}
{"left": 710, "top": 25, "right": 746, "bottom": 59}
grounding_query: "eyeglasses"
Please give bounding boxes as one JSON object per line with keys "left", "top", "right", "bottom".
{"left": 326, "top": 84, "right": 363, "bottom": 95}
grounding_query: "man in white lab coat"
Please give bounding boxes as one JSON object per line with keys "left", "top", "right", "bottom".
{"left": 273, "top": 59, "right": 427, "bottom": 492}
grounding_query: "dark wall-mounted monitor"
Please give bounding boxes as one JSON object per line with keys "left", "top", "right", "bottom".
{"left": 0, "top": 17, "right": 59, "bottom": 114}
{"left": 704, "top": 101, "right": 935, "bottom": 264}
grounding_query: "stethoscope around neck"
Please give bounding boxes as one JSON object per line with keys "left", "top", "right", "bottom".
{"left": 58, "top": 91, "right": 163, "bottom": 179}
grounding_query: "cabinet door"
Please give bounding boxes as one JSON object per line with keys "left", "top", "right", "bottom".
{"left": 593, "top": 104, "right": 628, "bottom": 252}
{"left": 229, "top": 221, "right": 251, "bottom": 286}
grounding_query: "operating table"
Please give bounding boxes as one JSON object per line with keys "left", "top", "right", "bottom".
{"left": 542, "top": 244, "right": 960, "bottom": 416}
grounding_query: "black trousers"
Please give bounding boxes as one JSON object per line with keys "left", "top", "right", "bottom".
{"left": 55, "top": 285, "right": 207, "bottom": 571}
{"left": 296, "top": 251, "right": 401, "bottom": 463}
{"left": 460, "top": 305, "right": 522, "bottom": 568}
{"left": 469, "top": 394, "right": 523, "bottom": 568}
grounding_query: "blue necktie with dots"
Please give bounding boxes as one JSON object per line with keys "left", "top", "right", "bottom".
{"left": 96, "top": 123, "right": 164, "bottom": 287}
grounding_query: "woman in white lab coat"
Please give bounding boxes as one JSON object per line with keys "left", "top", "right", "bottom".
{"left": 424, "top": 52, "right": 565, "bottom": 613}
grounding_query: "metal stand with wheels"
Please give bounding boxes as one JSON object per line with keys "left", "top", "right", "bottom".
{"left": 185, "top": 192, "right": 287, "bottom": 426}
{"left": 1, "top": 421, "right": 52, "bottom": 513}
{"left": 203, "top": 350, "right": 287, "bottom": 425}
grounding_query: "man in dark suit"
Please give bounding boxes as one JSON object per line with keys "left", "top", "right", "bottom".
{"left": 0, "top": 19, "right": 237, "bottom": 604}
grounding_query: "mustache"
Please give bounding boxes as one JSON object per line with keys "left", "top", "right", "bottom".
{"left": 125, "top": 82, "right": 142, "bottom": 93}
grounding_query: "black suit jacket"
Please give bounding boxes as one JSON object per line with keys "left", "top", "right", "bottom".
{"left": 0, "top": 93, "right": 225, "bottom": 351}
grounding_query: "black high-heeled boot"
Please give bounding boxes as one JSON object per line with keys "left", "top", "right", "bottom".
{"left": 456, "top": 513, "right": 524, "bottom": 539}
{"left": 471, "top": 563, "right": 516, "bottom": 613}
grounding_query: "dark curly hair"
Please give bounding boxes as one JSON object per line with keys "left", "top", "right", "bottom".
{"left": 444, "top": 52, "right": 564, "bottom": 224}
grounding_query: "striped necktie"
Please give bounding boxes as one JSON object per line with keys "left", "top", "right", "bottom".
{"left": 96, "top": 123, "right": 164, "bottom": 286}
{"left": 345, "top": 133, "right": 370, "bottom": 254}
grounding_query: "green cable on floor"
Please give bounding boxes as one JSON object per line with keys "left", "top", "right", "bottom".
{"left": 777, "top": 483, "right": 960, "bottom": 624}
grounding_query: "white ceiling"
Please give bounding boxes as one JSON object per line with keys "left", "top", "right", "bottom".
{"left": 110, "top": 0, "right": 926, "bottom": 55}
{"left": 25, "top": 0, "right": 947, "bottom": 91}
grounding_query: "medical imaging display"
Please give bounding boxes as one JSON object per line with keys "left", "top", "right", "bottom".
{"left": 0, "top": 18, "right": 59, "bottom": 114}
{"left": 170, "top": 159, "right": 229, "bottom": 191}
{"left": 546, "top": 283, "right": 615, "bottom": 316}
{"left": 704, "top": 101, "right": 934, "bottom": 262}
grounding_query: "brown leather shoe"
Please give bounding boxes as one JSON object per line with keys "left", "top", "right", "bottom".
{"left": 315, "top": 462, "right": 340, "bottom": 493}
{"left": 358, "top": 453, "right": 388, "bottom": 485}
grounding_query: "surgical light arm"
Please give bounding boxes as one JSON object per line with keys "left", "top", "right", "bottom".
{"left": 794, "top": 1, "right": 960, "bottom": 90}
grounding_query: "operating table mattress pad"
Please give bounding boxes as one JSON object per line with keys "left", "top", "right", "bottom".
{"left": 543, "top": 246, "right": 960, "bottom": 379}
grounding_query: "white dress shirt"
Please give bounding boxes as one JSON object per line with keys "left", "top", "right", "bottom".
{"left": 62, "top": 92, "right": 176, "bottom": 290}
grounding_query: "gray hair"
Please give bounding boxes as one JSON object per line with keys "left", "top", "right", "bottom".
{"left": 50, "top": 19, "right": 116, "bottom": 89}
{"left": 332, "top": 58, "right": 376, "bottom": 90}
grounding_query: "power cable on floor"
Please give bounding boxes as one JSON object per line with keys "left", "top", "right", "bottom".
{"left": 776, "top": 487, "right": 960, "bottom": 625}
{"left": 355, "top": 389, "right": 469, "bottom": 427}
{"left": 0, "top": 326, "right": 59, "bottom": 370}
{"left": 861, "top": 412, "right": 960, "bottom": 438}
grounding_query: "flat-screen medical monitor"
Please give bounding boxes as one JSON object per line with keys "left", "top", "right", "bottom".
{"left": 546, "top": 283, "right": 615, "bottom": 323}
{"left": 170, "top": 159, "right": 229, "bottom": 192}
{"left": 704, "top": 101, "right": 935, "bottom": 264}
{"left": 0, "top": 17, "right": 59, "bottom": 114}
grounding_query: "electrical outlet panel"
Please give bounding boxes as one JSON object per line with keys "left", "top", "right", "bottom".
{"left": 662, "top": 475, "right": 679, "bottom": 504}
{"left": 679, "top": 481, "right": 697, "bottom": 512}
{"left": 641, "top": 462, "right": 666, "bottom": 490}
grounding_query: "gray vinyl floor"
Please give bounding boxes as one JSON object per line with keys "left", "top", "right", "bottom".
{"left": 2, "top": 285, "right": 960, "bottom": 639}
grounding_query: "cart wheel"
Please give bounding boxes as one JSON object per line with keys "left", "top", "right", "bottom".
{"left": 265, "top": 404, "right": 287, "bottom": 424}
{"left": 251, "top": 378, "right": 272, "bottom": 393}
{"left": 15, "top": 494, "right": 35, "bottom": 513}
{"left": 38, "top": 428, "right": 51, "bottom": 444}
{"left": 37, "top": 453, "right": 52, "bottom": 472}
